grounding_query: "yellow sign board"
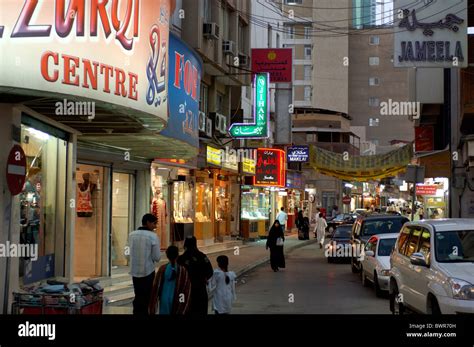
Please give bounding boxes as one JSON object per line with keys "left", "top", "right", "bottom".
{"left": 207, "top": 146, "right": 221, "bottom": 166}
{"left": 242, "top": 157, "right": 256, "bottom": 174}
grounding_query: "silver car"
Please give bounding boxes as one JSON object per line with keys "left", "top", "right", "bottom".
{"left": 361, "top": 233, "right": 399, "bottom": 297}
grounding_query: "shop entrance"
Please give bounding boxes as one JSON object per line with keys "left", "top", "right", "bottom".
{"left": 74, "top": 164, "right": 106, "bottom": 279}
{"left": 111, "top": 172, "right": 135, "bottom": 275}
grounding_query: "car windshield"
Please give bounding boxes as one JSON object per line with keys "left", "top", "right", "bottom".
{"left": 332, "top": 214, "right": 344, "bottom": 222}
{"left": 435, "top": 230, "right": 474, "bottom": 263}
{"left": 378, "top": 238, "right": 396, "bottom": 256}
{"left": 361, "top": 218, "right": 407, "bottom": 236}
{"left": 333, "top": 227, "right": 352, "bottom": 238}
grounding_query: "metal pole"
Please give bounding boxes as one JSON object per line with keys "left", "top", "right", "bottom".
{"left": 412, "top": 181, "right": 416, "bottom": 222}
{"left": 3, "top": 202, "right": 12, "bottom": 314}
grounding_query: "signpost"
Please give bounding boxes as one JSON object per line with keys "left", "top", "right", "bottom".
{"left": 342, "top": 196, "right": 352, "bottom": 205}
{"left": 229, "top": 73, "right": 269, "bottom": 139}
{"left": 6, "top": 145, "right": 26, "bottom": 196}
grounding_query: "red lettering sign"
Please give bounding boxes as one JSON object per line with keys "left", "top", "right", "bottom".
{"left": 254, "top": 148, "right": 286, "bottom": 187}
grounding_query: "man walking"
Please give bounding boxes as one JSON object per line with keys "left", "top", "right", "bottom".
{"left": 129, "top": 214, "right": 161, "bottom": 315}
{"left": 276, "top": 207, "right": 288, "bottom": 233}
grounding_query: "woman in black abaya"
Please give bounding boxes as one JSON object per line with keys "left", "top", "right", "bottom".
{"left": 266, "top": 220, "right": 286, "bottom": 272}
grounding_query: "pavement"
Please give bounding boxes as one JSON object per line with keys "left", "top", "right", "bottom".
{"left": 103, "top": 232, "right": 317, "bottom": 314}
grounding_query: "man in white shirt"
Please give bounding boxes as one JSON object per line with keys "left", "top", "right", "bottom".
{"left": 276, "top": 207, "right": 288, "bottom": 233}
{"left": 129, "top": 213, "right": 161, "bottom": 315}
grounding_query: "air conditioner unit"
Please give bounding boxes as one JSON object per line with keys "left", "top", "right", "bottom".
{"left": 214, "top": 113, "right": 222, "bottom": 131}
{"left": 222, "top": 40, "right": 235, "bottom": 55}
{"left": 238, "top": 53, "right": 249, "bottom": 67}
{"left": 203, "top": 22, "right": 220, "bottom": 40}
{"left": 218, "top": 115, "right": 227, "bottom": 134}
{"left": 198, "top": 111, "right": 206, "bottom": 132}
{"left": 205, "top": 118, "right": 213, "bottom": 137}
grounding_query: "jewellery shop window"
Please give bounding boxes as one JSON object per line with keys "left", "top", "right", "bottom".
{"left": 287, "top": 190, "right": 301, "bottom": 214}
{"left": 215, "top": 185, "right": 230, "bottom": 222}
{"left": 196, "top": 183, "right": 212, "bottom": 223}
{"left": 173, "top": 181, "right": 194, "bottom": 223}
{"left": 20, "top": 124, "right": 67, "bottom": 284}
{"left": 241, "top": 188, "right": 270, "bottom": 220}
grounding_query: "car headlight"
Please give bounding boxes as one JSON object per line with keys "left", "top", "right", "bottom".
{"left": 380, "top": 269, "right": 390, "bottom": 276}
{"left": 449, "top": 278, "right": 474, "bottom": 300}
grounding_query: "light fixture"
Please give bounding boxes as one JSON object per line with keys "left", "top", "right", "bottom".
{"left": 344, "top": 183, "right": 354, "bottom": 188}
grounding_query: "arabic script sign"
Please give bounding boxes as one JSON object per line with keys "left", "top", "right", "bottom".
{"left": 287, "top": 146, "right": 309, "bottom": 163}
{"left": 251, "top": 49, "right": 292, "bottom": 83}
{"left": 394, "top": 0, "right": 467, "bottom": 68}
{"left": 229, "top": 73, "right": 269, "bottom": 139}
{"left": 254, "top": 148, "right": 285, "bottom": 187}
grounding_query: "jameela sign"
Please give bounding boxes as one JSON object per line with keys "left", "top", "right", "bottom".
{"left": 394, "top": 0, "right": 467, "bottom": 68}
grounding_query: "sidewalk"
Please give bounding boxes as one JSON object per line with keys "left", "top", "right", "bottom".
{"left": 103, "top": 233, "right": 317, "bottom": 314}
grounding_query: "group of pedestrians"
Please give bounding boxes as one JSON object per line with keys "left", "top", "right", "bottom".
{"left": 128, "top": 214, "right": 236, "bottom": 315}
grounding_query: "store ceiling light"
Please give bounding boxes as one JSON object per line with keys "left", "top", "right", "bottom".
{"left": 345, "top": 183, "right": 354, "bottom": 188}
{"left": 26, "top": 127, "right": 49, "bottom": 141}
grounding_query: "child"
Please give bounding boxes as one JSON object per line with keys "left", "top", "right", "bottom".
{"left": 209, "top": 255, "right": 236, "bottom": 314}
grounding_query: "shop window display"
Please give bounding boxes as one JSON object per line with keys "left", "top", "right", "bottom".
{"left": 215, "top": 186, "right": 229, "bottom": 222}
{"left": 151, "top": 173, "right": 169, "bottom": 249}
{"left": 196, "top": 183, "right": 211, "bottom": 222}
{"left": 241, "top": 188, "right": 270, "bottom": 220}
{"left": 19, "top": 124, "right": 67, "bottom": 283}
{"left": 173, "top": 181, "right": 194, "bottom": 223}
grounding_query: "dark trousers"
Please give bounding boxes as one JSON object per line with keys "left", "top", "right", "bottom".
{"left": 132, "top": 271, "right": 155, "bottom": 315}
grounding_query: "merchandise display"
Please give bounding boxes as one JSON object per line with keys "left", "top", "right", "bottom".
{"left": 173, "top": 181, "right": 194, "bottom": 223}
{"left": 195, "top": 183, "right": 211, "bottom": 222}
{"left": 215, "top": 186, "right": 229, "bottom": 222}
{"left": 241, "top": 188, "right": 270, "bottom": 220}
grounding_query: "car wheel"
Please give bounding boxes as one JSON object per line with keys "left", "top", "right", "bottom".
{"left": 390, "top": 281, "right": 404, "bottom": 315}
{"left": 351, "top": 258, "right": 359, "bottom": 273}
{"left": 429, "top": 296, "right": 441, "bottom": 315}
{"left": 361, "top": 268, "right": 369, "bottom": 287}
{"left": 374, "top": 272, "right": 383, "bottom": 297}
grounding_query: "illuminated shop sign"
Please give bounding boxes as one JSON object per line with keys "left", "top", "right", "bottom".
{"left": 206, "top": 146, "right": 221, "bottom": 166}
{"left": 242, "top": 157, "right": 256, "bottom": 175}
{"left": 254, "top": 148, "right": 285, "bottom": 187}
{"left": 229, "top": 73, "right": 269, "bottom": 139}
{"left": 0, "top": 0, "right": 173, "bottom": 119}
{"left": 287, "top": 146, "right": 309, "bottom": 163}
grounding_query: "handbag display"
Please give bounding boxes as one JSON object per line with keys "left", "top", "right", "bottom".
{"left": 276, "top": 237, "right": 284, "bottom": 246}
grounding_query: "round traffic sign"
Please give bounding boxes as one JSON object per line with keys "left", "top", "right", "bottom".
{"left": 6, "top": 145, "right": 27, "bottom": 196}
{"left": 342, "top": 196, "right": 352, "bottom": 205}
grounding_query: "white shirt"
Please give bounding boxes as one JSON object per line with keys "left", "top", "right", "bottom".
{"left": 276, "top": 211, "right": 288, "bottom": 225}
{"left": 209, "top": 269, "right": 236, "bottom": 314}
{"left": 128, "top": 228, "right": 161, "bottom": 277}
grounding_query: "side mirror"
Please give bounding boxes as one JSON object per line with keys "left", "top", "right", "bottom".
{"left": 410, "top": 252, "right": 428, "bottom": 267}
{"left": 365, "top": 250, "right": 375, "bottom": 257}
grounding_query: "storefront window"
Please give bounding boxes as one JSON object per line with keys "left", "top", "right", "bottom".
{"left": 151, "top": 169, "right": 169, "bottom": 249}
{"left": 173, "top": 181, "right": 194, "bottom": 223}
{"left": 20, "top": 123, "right": 67, "bottom": 284}
{"left": 241, "top": 188, "right": 270, "bottom": 220}
{"left": 75, "top": 164, "right": 105, "bottom": 278}
{"left": 196, "top": 183, "right": 212, "bottom": 222}
{"left": 215, "top": 186, "right": 229, "bottom": 222}
{"left": 112, "top": 172, "right": 133, "bottom": 268}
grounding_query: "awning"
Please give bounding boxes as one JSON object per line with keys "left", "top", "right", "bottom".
{"left": 309, "top": 144, "right": 413, "bottom": 182}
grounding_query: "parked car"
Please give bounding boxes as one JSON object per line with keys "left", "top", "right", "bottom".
{"left": 326, "top": 213, "right": 357, "bottom": 236}
{"left": 389, "top": 219, "right": 474, "bottom": 315}
{"left": 360, "top": 233, "right": 399, "bottom": 297}
{"left": 327, "top": 224, "right": 353, "bottom": 263}
{"left": 350, "top": 214, "right": 409, "bottom": 273}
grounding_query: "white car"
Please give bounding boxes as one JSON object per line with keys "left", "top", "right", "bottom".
{"left": 361, "top": 233, "right": 399, "bottom": 297}
{"left": 390, "top": 219, "right": 474, "bottom": 314}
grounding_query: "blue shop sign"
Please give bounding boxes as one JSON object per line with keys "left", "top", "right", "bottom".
{"left": 286, "top": 171, "right": 305, "bottom": 189}
{"left": 287, "top": 146, "right": 309, "bottom": 162}
{"left": 160, "top": 33, "right": 202, "bottom": 148}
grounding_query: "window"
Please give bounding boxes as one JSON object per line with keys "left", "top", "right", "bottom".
{"left": 202, "top": 0, "right": 211, "bottom": 23}
{"left": 304, "top": 45, "right": 312, "bottom": 59}
{"left": 304, "top": 26, "right": 311, "bottom": 39}
{"left": 369, "top": 36, "right": 380, "bottom": 45}
{"left": 417, "top": 229, "right": 431, "bottom": 264}
{"left": 200, "top": 84, "right": 208, "bottom": 114}
{"left": 267, "top": 24, "right": 272, "bottom": 48}
{"left": 276, "top": 33, "right": 280, "bottom": 48}
{"left": 365, "top": 237, "right": 378, "bottom": 253}
{"left": 306, "top": 133, "right": 317, "bottom": 142}
{"left": 216, "top": 93, "right": 224, "bottom": 113}
{"left": 304, "top": 65, "right": 312, "bottom": 80}
{"left": 369, "top": 97, "right": 380, "bottom": 107}
{"left": 378, "top": 238, "right": 397, "bottom": 256}
{"left": 398, "top": 226, "right": 411, "bottom": 254}
{"left": 285, "top": 0, "right": 302, "bottom": 4}
{"left": 369, "top": 77, "right": 380, "bottom": 86}
{"left": 304, "top": 86, "right": 312, "bottom": 101}
{"left": 285, "top": 26, "right": 294, "bottom": 39}
{"left": 369, "top": 57, "right": 380, "bottom": 66}
{"left": 369, "top": 118, "right": 379, "bottom": 127}
{"left": 404, "top": 227, "right": 422, "bottom": 258}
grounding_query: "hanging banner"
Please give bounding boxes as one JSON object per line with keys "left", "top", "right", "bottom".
{"left": 309, "top": 144, "right": 414, "bottom": 182}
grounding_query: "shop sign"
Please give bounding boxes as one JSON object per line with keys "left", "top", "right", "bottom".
{"left": 394, "top": 0, "right": 468, "bottom": 68}
{"left": 0, "top": 0, "right": 173, "bottom": 120}
{"left": 206, "top": 146, "right": 221, "bottom": 167}
{"left": 287, "top": 146, "right": 309, "bottom": 163}
{"left": 159, "top": 33, "right": 202, "bottom": 148}
{"left": 242, "top": 157, "right": 256, "bottom": 175}
{"left": 229, "top": 73, "right": 269, "bottom": 138}
{"left": 286, "top": 171, "right": 304, "bottom": 189}
{"left": 251, "top": 48, "right": 292, "bottom": 83}
{"left": 415, "top": 126, "right": 434, "bottom": 152}
{"left": 6, "top": 145, "right": 27, "bottom": 196}
{"left": 416, "top": 185, "right": 437, "bottom": 195}
{"left": 222, "top": 157, "right": 238, "bottom": 172}
{"left": 254, "top": 148, "right": 285, "bottom": 187}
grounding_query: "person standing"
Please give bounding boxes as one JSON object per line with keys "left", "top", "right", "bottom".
{"left": 149, "top": 245, "right": 191, "bottom": 315}
{"left": 129, "top": 214, "right": 161, "bottom": 315}
{"left": 276, "top": 207, "right": 288, "bottom": 233}
{"left": 314, "top": 212, "right": 327, "bottom": 249}
{"left": 266, "top": 220, "right": 286, "bottom": 272}
{"left": 209, "top": 255, "right": 236, "bottom": 314}
{"left": 177, "top": 236, "right": 213, "bottom": 315}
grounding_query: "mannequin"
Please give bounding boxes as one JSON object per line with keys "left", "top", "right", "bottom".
{"left": 152, "top": 188, "right": 167, "bottom": 249}
{"left": 77, "top": 173, "right": 96, "bottom": 217}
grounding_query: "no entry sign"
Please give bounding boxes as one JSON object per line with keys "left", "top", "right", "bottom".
{"left": 6, "top": 145, "right": 26, "bottom": 196}
{"left": 342, "top": 196, "right": 352, "bottom": 205}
